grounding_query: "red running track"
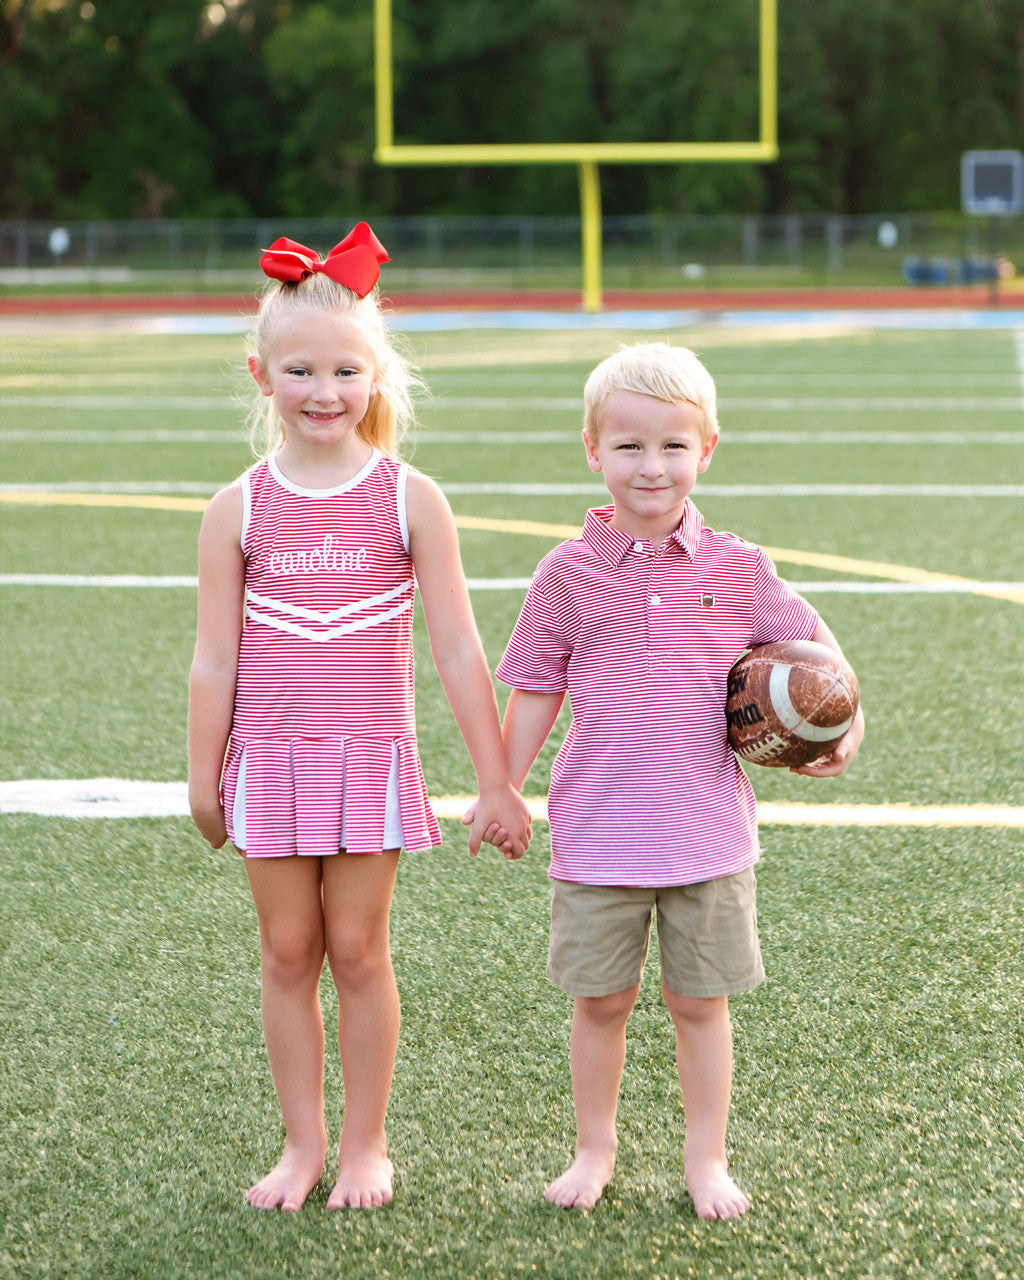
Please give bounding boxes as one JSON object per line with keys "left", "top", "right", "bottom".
{"left": 0, "top": 285, "right": 1020, "bottom": 316}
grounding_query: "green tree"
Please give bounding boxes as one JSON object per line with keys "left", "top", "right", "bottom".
{"left": 176, "top": 0, "right": 283, "bottom": 218}
{"left": 773, "top": 0, "right": 1024, "bottom": 214}
{"left": 3, "top": 0, "right": 1022, "bottom": 221}
{"left": 0, "top": 5, "right": 63, "bottom": 216}
{"left": 2, "top": 1, "right": 226, "bottom": 218}
{"left": 260, "top": 2, "right": 377, "bottom": 216}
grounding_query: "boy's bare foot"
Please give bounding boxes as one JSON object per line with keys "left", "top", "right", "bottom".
{"left": 685, "top": 1159, "right": 750, "bottom": 1220}
{"left": 326, "top": 1150, "right": 395, "bottom": 1209}
{"left": 247, "top": 1142, "right": 326, "bottom": 1212}
{"left": 544, "top": 1149, "right": 616, "bottom": 1210}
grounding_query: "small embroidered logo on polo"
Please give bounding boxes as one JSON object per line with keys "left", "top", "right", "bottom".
{"left": 700, "top": 593, "right": 716, "bottom": 608}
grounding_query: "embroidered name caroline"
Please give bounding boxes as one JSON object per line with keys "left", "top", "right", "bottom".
{"left": 268, "top": 536, "right": 370, "bottom": 576}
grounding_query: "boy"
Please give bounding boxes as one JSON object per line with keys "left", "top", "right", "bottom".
{"left": 496, "top": 343, "right": 864, "bottom": 1218}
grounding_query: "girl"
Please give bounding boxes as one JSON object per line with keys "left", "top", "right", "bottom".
{"left": 188, "top": 223, "right": 531, "bottom": 1212}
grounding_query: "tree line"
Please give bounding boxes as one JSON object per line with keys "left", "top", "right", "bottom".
{"left": 2, "top": 0, "right": 1021, "bottom": 222}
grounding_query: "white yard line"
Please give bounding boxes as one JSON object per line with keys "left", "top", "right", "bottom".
{"left": 433, "top": 396, "right": 1024, "bottom": 412}
{"left": 0, "top": 394, "right": 230, "bottom": 410}
{"left": 1, "top": 778, "right": 1021, "bottom": 827}
{"left": 1016, "top": 329, "right": 1024, "bottom": 411}
{"left": 0, "top": 429, "right": 244, "bottom": 443}
{"left": 2, "top": 482, "right": 222, "bottom": 495}
{"left": 4, "top": 481, "right": 1023, "bottom": 498}
{"left": 5, "top": 392, "right": 1024, "bottom": 413}
{"left": 3, "top": 573, "right": 1024, "bottom": 596}
{"left": 423, "top": 429, "right": 1023, "bottom": 445}
{"left": 446, "top": 483, "right": 1024, "bottom": 497}
{"left": 4, "top": 428, "right": 1023, "bottom": 445}
{"left": 0, "top": 574, "right": 202, "bottom": 588}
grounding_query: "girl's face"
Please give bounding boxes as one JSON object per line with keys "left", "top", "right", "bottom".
{"left": 249, "top": 311, "right": 378, "bottom": 453}
{"left": 583, "top": 391, "right": 717, "bottom": 542}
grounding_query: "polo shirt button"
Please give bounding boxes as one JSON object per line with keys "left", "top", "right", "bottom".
{"left": 632, "top": 541, "right": 644, "bottom": 552}
{"left": 651, "top": 594, "right": 661, "bottom": 605}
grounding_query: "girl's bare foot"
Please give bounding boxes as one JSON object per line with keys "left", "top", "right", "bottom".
{"left": 247, "top": 1141, "right": 326, "bottom": 1212}
{"left": 326, "top": 1149, "right": 395, "bottom": 1209}
{"left": 685, "top": 1159, "right": 750, "bottom": 1220}
{"left": 544, "top": 1148, "right": 616, "bottom": 1210}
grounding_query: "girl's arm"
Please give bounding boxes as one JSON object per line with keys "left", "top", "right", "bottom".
{"left": 187, "top": 484, "right": 245, "bottom": 848}
{"left": 406, "top": 471, "right": 532, "bottom": 858}
{"left": 789, "top": 617, "right": 865, "bottom": 777}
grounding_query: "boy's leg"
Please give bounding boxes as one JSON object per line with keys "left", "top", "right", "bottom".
{"left": 245, "top": 855, "right": 330, "bottom": 1211}
{"left": 321, "top": 850, "right": 401, "bottom": 1209}
{"left": 546, "top": 983, "right": 640, "bottom": 1210}
{"left": 662, "top": 989, "right": 750, "bottom": 1220}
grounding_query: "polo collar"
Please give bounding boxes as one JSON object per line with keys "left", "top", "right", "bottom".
{"left": 582, "top": 501, "right": 703, "bottom": 565}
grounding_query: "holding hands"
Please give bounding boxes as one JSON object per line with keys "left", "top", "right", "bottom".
{"left": 461, "top": 784, "right": 532, "bottom": 860}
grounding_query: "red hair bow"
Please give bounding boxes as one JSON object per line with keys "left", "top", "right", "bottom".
{"left": 259, "top": 222, "right": 390, "bottom": 298}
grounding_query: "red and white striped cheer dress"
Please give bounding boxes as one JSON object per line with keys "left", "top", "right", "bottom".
{"left": 220, "top": 450, "right": 441, "bottom": 857}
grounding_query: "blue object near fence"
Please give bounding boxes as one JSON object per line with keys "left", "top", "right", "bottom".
{"left": 902, "top": 257, "right": 951, "bottom": 285}
{"left": 957, "top": 257, "right": 1000, "bottom": 284}
{"left": 902, "top": 257, "right": 999, "bottom": 286}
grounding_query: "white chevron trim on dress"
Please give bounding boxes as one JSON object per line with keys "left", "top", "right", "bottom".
{"left": 246, "top": 595, "right": 413, "bottom": 641}
{"left": 245, "top": 577, "right": 413, "bottom": 625}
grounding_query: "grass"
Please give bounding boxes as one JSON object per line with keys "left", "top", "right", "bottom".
{"left": 1, "top": 317, "right": 1023, "bottom": 1278}
{"left": 2, "top": 818, "right": 1021, "bottom": 1279}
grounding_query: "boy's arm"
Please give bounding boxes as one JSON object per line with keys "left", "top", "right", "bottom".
{"left": 502, "top": 687, "right": 565, "bottom": 789}
{"left": 187, "top": 485, "right": 244, "bottom": 849}
{"left": 789, "top": 617, "right": 865, "bottom": 777}
{"left": 407, "top": 472, "right": 532, "bottom": 859}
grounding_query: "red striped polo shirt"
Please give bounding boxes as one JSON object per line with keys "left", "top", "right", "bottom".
{"left": 496, "top": 502, "right": 818, "bottom": 886}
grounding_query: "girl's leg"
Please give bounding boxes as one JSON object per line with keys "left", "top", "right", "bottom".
{"left": 662, "top": 989, "right": 750, "bottom": 1220}
{"left": 545, "top": 984, "right": 639, "bottom": 1210}
{"left": 245, "top": 855, "right": 330, "bottom": 1211}
{"left": 321, "top": 850, "right": 401, "bottom": 1209}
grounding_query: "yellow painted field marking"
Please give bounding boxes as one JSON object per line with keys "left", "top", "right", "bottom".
{"left": 0, "top": 491, "right": 209, "bottom": 513}
{"left": 759, "top": 544, "right": 1024, "bottom": 606}
{"left": 3, "top": 494, "right": 1022, "bottom": 605}
{"left": 454, "top": 513, "right": 1024, "bottom": 605}
{"left": 454, "top": 513, "right": 582, "bottom": 540}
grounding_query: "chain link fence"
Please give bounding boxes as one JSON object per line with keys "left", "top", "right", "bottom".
{"left": 2, "top": 213, "right": 1021, "bottom": 292}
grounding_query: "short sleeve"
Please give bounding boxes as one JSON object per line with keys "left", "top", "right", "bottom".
{"left": 749, "top": 548, "right": 819, "bottom": 645}
{"left": 496, "top": 575, "right": 572, "bottom": 693}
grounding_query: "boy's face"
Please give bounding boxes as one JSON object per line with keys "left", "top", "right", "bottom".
{"left": 584, "top": 391, "right": 717, "bottom": 542}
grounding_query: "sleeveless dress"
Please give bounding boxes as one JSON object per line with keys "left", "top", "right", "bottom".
{"left": 219, "top": 450, "right": 442, "bottom": 858}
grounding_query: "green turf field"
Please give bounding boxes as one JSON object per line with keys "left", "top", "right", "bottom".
{"left": 1, "top": 318, "right": 1022, "bottom": 1279}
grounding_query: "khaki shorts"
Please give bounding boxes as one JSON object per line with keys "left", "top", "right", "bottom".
{"left": 547, "top": 868, "right": 765, "bottom": 999}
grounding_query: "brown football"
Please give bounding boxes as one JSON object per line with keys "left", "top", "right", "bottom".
{"left": 726, "top": 639, "right": 859, "bottom": 768}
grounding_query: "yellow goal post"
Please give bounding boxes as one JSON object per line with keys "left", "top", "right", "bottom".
{"left": 373, "top": 0, "right": 778, "bottom": 310}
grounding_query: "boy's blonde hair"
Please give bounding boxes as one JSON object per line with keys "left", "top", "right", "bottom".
{"left": 583, "top": 342, "right": 719, "bottom": 445}
{"left": 246, "top": 271, "right": 421, "bottom": 458}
